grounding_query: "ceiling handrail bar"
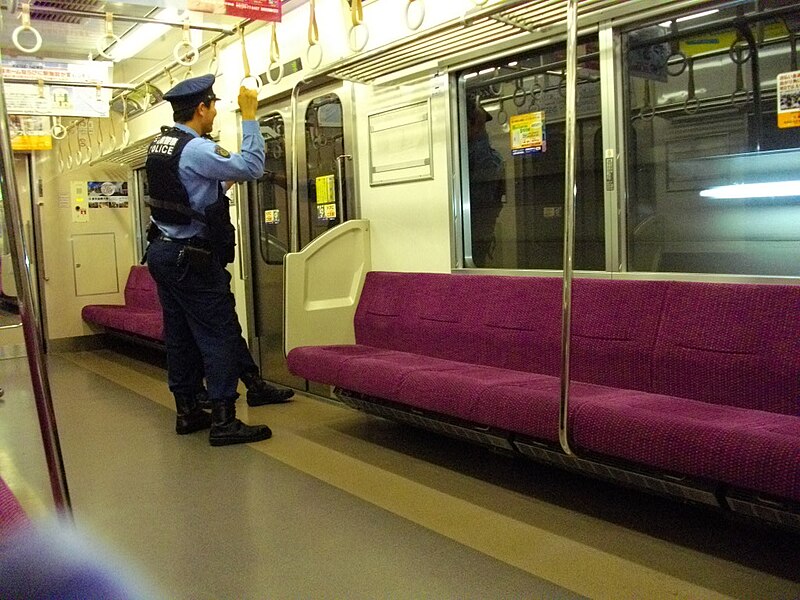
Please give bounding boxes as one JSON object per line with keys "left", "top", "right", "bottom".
{"left": 5, "top": 4, "right": 236, "bottom": 34}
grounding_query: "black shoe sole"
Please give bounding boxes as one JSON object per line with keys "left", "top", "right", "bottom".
{"left": 209, "top": 429, "right": 272, "bottom": 446}
{"left": 246, "top": 391, "right": 294, "bottom": 407}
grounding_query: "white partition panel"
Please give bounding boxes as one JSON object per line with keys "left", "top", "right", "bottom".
{"left": 284, "top": 220, "right": 371, "bottom": 355}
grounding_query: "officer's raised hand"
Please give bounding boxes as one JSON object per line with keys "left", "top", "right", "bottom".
{"left": 238, "top": 86, "right": 258, "bottom": 120}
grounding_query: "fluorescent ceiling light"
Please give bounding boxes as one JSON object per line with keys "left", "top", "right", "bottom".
{"left": 676, "top": 9, "right": 719, "bottom": 23}
{"left": 111, "top": 8, "right": 189, "bottom": 62}
{"left": 700, "top": 181, "right": 800, "bottom": 199}
{"left": 478, "top": 68, "right": 494, "bottom": 75}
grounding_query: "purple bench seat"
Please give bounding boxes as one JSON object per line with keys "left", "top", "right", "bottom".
{"left": 287, "top": 272, "right": 800, "bottom": 516}
{"left": 81, "top": 265, "right": 164, "bottom": 343}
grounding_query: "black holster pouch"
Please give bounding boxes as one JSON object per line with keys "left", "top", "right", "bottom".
{"left": 141, "top": 222, "right": 162, "bottom": 265}
{"left": 177, "top": 245, "right": 213, "bottom": 270}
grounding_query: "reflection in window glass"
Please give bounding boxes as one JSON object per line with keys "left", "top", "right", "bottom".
{"left": 459, "top": 38, "right": 604, "bottom": 270}
{"left": 253, "top": 114, "right": 289, "bottom": 266}
{"left": 624, "top": 2, "right": 800, "bottom": 275}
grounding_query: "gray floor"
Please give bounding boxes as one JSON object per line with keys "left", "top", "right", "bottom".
{"left": 2, "top": 349, "right": 800, "bottom": 599}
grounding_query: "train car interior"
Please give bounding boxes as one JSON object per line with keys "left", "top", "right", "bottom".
{"left": 0, "top": 0, "right": 798, "bottom": 598}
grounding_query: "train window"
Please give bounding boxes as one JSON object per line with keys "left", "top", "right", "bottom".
{"left": 253, "top": 114, "right": 289, "bottom": 265}
{"left": 623, "top": 1, "right": 800, "bottom": 276}
{"left": 303, "top": 94, "right": 346, "bottom": 245}
{"left": 459, "top": 37, "right": 605, "bottom": 270}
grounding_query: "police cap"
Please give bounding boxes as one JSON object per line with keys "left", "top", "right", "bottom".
{"left": 163, "top": 74, "right": 221, "bottom": 111}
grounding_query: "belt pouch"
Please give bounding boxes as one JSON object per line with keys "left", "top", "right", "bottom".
{"left": 179, "top": 245, "right": 213, "bottom": 269}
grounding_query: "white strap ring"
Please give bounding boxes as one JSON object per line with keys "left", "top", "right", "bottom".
{"left": 348, "top": 23, "right": 369, "bottom": 53}
{"left": 240, "top": 74, "right": 263, "bottom": 91}
{"left": 96, "top": 33, "right": 122, "bottom": 60}
{"left": 174, "top": 41, "right": 199, "bottom": 66}
{"left": 306, "top": 44, "right": 323, "bottom": 71}
{"left": 266, "top": 61, "right": 284, "bottom": 85}
{"left": 12, "top": 25, "right": 42, "bottom": 54}
{"left": 51, "top": 123, "right": 67, "bottom": 139}
{"left": 405, "top": 0, "right": 424, "bottom": 31}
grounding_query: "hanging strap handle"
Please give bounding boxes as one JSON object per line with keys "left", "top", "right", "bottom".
{"left": 306, "top": 0, "right": 323, "bottom": 70}
{"left": 13, "top": 3, "right": 42, "bottom": 54}
{"left": 239, "top": 26, "right": 263, "bottom": 91}
{"left": 96, "top": 12, "right": 122, "bottom": 60}
{"left": 405, "top": 0, "right": 425, "bottom": 31}
{"left": 348, "top": 0, "right": 369, "bottom": 52}
{"left": 266, "top": 22, "right": 284, "bottom": 84}
{"left": 174, "top": 20, "right": 199, "bottom": 66}
{"left": 208, "top": 42, "right": 219, "bottom": 76}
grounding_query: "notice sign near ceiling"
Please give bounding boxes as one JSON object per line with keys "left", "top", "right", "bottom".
{"left": 1, "top": 58, "right": 112, "bottom": 118}
{"left": 122, "top": 0, "right": 281, "bottom": 21}
{"left": 223, "top": 0, "right": 281, "bottom": 21}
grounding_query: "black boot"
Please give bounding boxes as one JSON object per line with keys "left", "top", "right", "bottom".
{"left": 175, "top": 393, "right": 212, "bottom": 435}
{"left": 241, "top": 371, "right": 294, "bottom": 407}
{"left": 196, "top": 388, "right": 212, "bottom": 410}
{"left": 209, "top": 400, "right": 272, "bottom": 446}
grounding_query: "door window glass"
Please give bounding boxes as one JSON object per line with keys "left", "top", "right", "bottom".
{"left": 459, "top": 37, "right": 605, "bottom": 270}
{"left": 251, "top": 114, "right": 289, "bottom": 265}
{"left": 624, "top": 2, "right": 800, "bottom": 275}
{"left": 304, "top": 95, "right": 345, "bottom": 245}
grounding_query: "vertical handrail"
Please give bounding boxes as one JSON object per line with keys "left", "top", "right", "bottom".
{"left": 289, "top": 80, "right": 305, "bottom": 254}
{"left": 0, "top": 63, "right": 72, "bottom": 517}
{"left": 558, "top": 0, "right": 578, "bottom": 457}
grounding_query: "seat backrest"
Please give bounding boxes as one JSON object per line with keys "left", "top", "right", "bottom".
{"left": 654, "top": 281, "right": 800, "bottom": 416}
{"left": 123, "top": 266, "right": 161, "bottom": 312}
{"left": 354, "top": 272, "right": 800, "bottom": 415}
{"left": 354, "top": 273, "right": 666, "bottom": 392}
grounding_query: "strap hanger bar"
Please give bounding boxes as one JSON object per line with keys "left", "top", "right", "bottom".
{"left": 3, "top": 78, "right": 136, "bottom": 90}
{"left": 11, "top": 5, "right": 235, "bottom": 34}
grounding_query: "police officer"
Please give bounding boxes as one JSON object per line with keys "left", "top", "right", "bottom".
{"left": 145, "top": 74, "right": 292, "bottom": 446}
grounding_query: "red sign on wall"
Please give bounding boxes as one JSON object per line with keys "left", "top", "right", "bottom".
{"left": 224, "top": 0, "right": 281, "bottom": 22}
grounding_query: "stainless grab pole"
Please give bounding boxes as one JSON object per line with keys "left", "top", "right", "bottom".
{"left": 559, "top": 0, "right": 578, "bottom": 456}
{"left": 0, "top": 65, "right": 72, "bottom": 517}
{"left": 289, "top": 80, "right": 305, "bottom": 254}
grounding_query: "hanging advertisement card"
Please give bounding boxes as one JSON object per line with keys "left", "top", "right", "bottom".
{"left": 10, "top": 116, "right": 52, "bottom": 151}
{"left": 510, "top": 111, "right": 546, "bottom": 156}
{"left": 1, "top": 58, "right": 112, "bottom": 118}
{"left": 777, "top": 70, "right": 800, "bottom": 129}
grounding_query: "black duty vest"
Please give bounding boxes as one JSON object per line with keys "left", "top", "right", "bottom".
{"left": 145, "top": 126, "right": 236, "bottom": 264}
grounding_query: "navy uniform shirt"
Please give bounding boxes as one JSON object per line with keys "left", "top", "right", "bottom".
{"left": 154, "top": 120, "right": 264, "bottom": 239}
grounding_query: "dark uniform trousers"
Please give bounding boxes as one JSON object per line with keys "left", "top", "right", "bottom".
{"left": 147, "top": 237, "right": 256, "bottom": 402}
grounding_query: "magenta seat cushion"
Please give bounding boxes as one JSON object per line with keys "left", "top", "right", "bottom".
{"left": 0, "top": 476, "right": 28, "bottom": 536}
{"left": 573, "top": 394, "right": 800, "bottom": 502}
{"left": 81, "top": 265, "right": 164, "bottom": 341}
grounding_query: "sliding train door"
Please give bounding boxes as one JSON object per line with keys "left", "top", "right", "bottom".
{"left": 248, "top": 81, "right": 357, "bottom": 388}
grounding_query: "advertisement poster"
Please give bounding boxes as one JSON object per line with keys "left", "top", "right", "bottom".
{"left": 10, "top": 116, "right": 51, "bottom": 151}
{"left": 510, "top": 111, "right": 546, "bottom": 156}
{"left": 87, "top": 181, "right": 129, "bottom": 209}
{"left": 777, "top": 70, "right": 800, "bottom": 129}
{"left": 1, "top": 58, "right": 112, "bottom": 118}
